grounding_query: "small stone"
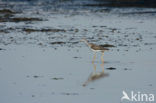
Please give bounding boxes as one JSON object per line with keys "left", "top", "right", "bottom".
{"left": 32, "top": 95, "right": 35, "bottom": 97}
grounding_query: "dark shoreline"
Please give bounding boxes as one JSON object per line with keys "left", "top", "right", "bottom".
{"left": 1, "top": 0, "right": 156, "bottom": 8}
{"left": 83, "top": 3, "right": 156, "bottom": 8}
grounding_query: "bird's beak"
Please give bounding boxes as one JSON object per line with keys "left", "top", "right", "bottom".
{"left": 80, "top": 39, "right": 84, "bottom": 42}
{"left": 80, "top": 38, "right": 86, "bottom": 42}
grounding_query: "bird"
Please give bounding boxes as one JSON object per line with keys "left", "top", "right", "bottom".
{"left": 81, "top": 38, "right": 109, "bottom": 64}
{"left": 81, "top": 38, "right": 109, "bottom": 87}
{"left": 80, "top": 38, "right": 109, "bottom": 53}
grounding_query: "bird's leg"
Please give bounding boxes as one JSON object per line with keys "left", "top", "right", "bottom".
{"left": 92, "top": 60, "right": 96, "bottom": 72}
{"left": 92, "top": 52, "right": 96, "bottom": 71}
{"left": 92, "top": 52, "right": 96, "bottom": 63}
{"left": 101, "top": 52, "right": 104, "bottom": 63}
{"left": 101, "top": 63, "right": 104, "bottom": 73}
{"left": 101, "top": 52, "right": 104, "bottom": 73}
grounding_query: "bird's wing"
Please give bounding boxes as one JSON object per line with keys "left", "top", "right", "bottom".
{"left": 90, "top": 43, "right": 109, "bottom": 51}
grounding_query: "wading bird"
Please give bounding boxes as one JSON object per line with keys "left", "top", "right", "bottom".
{"left": 81, "top": 38, "right": 109, "bottom": 86}
{"left": 81, "top": 38, "right": 109, "bottom": 64}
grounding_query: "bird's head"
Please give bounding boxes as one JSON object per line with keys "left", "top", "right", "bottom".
{"left": 80, "top": 38, "right": 88, "bottom": 43}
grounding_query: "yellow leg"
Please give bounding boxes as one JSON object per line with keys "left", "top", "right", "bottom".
{"left": 101, "top": 52, "right": 104, "bottom": 63}
{"left": 92, "top": 61, "right": 96, "bottom": 72}
{"left": 92, "top": 52, "right": 96, "bottom": 63}
{"left": 100, "top": 52, "right": 104, "bottom": 73}
{"left": 92, "top": 52, "right": 96, "bottom": 71}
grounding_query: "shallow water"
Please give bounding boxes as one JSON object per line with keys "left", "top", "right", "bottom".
{"left": 0, "top": 2, "right": 156, "bottom": 103}
{"left": 0, "top": 44, "right": 156, "bottom": 103}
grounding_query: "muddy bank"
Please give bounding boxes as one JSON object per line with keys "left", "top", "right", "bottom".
{"left": 0, "top": 9, "right": 42, "bottom": 22}
{"left": 87, "top": 0, "right": 156, "bottom": 7}
{"left": 22, "top": 28, "right": 66, "bottom": 33}
{"left": 1, "top": 0, "right": 156, "bottom": 8}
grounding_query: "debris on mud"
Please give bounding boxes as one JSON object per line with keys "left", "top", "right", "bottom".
{"left": 73, "top": 56, "right": 82, "bottom": 59}
{"left": 124, "top": 68, "right": 132, "bottom": 71}
{"left": 32, "top": 75, "right": 43, "bottom": 78}
{"left": 11, "top": 17, "right": 42, "bottom": 22}
{"left": 23, "top": 28, "right": 66, "bottom": 33}
{"left": 148, "top": 84, "right": 153, "bottom": 86}
{"left": 100, "top": 44, "right": 115, "bottom": 47}
{"left": 0, "top": 9, "right": 15, "bottom": 14}
{"left": 0, "top": 28, "right": 15, "bottom": 33}
{"left": 51, "top": 77, "right": 64, "bottom": 80}
{"left": 27, "top": 75, "right": 43, "bottom": 78}
{"left": 33, "top": 75, "right": 40, "bottom": 78}
{"left": 50, "top": 41, "right": 66, "bottom": 45}
{"left": 32, "top": 95, "right": 35, "bottom": 97}
{"left": 122, "top": 11, "right": 156, "bottom": 15}
{"left": 0, "top": 29, "right": 8, "bottom": 33}
{"left": 0, "top": 48, "right": 5, "bottom": 50}
{"left": 61, "top": 92, "right": 79, "bottom": 95}
{"left": 106, "top": 67, "right": 116, "bottom": 70}
{"left": 0, "top": 11, "right": 42, "bottom": 22}
{"left": 144, "top": 42, "right": 156, "bottom": 46}
{"left": 0, "top": 9, "right": 36, "bottom": 23}
{"left": 67, "top": 41, "right": 79, "bottom": 44}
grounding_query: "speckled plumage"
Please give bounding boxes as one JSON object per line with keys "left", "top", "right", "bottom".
{"left": 81, "top": 38, "right": 109, "bottom": 52}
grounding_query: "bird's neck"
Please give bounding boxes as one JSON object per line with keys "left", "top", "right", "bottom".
{"left": 84, "top": 40, "right": 91, "bottom": 47}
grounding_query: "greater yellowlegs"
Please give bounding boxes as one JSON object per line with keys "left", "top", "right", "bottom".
{"left": 81, "top": 38, "right": 109, "bottom": 86}
{"left": 81, "top": 38, "right": 109, "bottom": 52}
{"left": 81, "top": 38, "right": 109, "bottom": 64}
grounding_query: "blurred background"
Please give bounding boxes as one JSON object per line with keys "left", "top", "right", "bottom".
{"left": 1, "top": 0, "right": 156, "bottom": 7}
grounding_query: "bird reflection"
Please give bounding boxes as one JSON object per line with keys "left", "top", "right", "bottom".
{"left": 83, "top": 51, "right": 109, "bottom": 87}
